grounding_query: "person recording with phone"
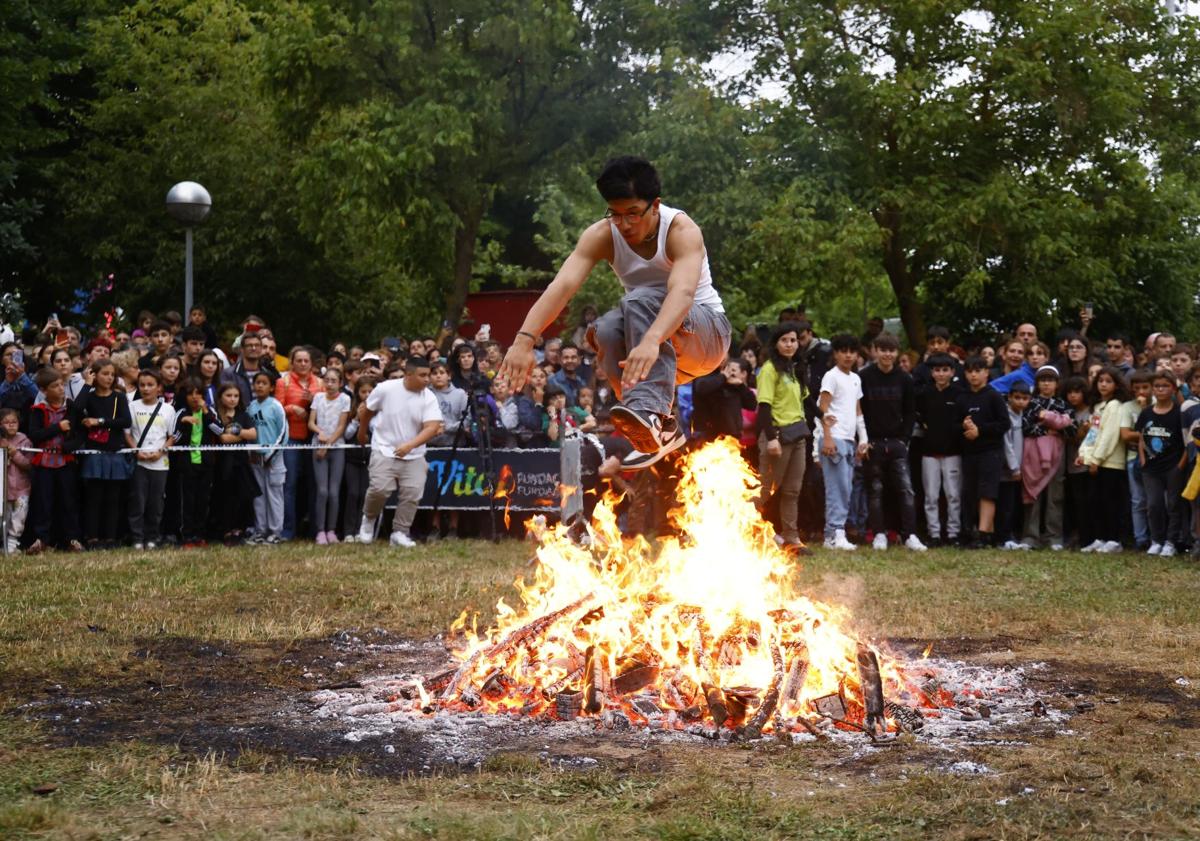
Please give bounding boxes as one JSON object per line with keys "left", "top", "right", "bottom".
{"left": 0, "top": 343, "right": 37, "bottom": 431}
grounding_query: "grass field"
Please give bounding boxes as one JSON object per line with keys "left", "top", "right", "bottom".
{"left": 3, "top": 539, "right": 1200, "bottom": 840}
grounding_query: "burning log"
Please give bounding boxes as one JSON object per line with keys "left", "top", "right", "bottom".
{"left": 555, "top": 690, "right": 583, "bottom": 720}
{"left": 856, "top": 644, "right": 888, "bottom": 738}
{"left": 884, "top": 701, "right": 924, "bottom": 732}
{"left": 440, "top": 593, "right": 594, "bottom": 702}
{"left": 582, "top": 645, "right": 610, "bottom": 714}
{"left": 541, "top": 667, "right": 584, "bottom": 701}
{"left": 859, "top": 643, "right": 888, "bottom": 734}
{"left": 781, "top": 645, "right": 810, "bottom": 707}
{"left": 742, "top": 636, "right": 785, "bottom": 740}
{"left": 612, "top": 664, "right": 660, "bottom": 696}
{"left": 810, "top": 689, "right": 848, "bottom": 722}
{"left": 702, "top": 682, "right": 727, "bottom": 727}
{"left": 724, "top": 688, "right": 751, "bottom": 726}
{"left": 481, "top": 670, "right": 516, "bottom": 700}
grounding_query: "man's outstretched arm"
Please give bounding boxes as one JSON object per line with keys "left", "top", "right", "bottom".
{"left": 619, "top": 221, "right": 703, "bottom": 388}
{"left": 498, "top": 223, "right": 607, "bottom": 392}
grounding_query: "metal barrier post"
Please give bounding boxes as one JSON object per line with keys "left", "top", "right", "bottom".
{"left": 561, "top": 430, "right": 582, "bottom": 525}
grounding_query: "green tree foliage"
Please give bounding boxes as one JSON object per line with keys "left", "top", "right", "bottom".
{"left": 736, "top": 0, "right": 1200, "bottom": 345}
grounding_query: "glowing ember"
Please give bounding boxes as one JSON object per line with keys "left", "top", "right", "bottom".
{"left": 432, "top": 439, "right": 933, "bottom": 737}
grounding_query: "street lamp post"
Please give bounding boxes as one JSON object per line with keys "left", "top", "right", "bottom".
{"left": 165, "top": 181, "right": 212, "bottom": 317}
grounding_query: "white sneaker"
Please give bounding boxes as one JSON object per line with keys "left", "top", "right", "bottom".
{"left": 132, "top": 542, "right": 144, "bottom": 551}
{"left": 1100, "top": 540, "right": 1123, "bottom": 553}
{"left": 829, "top": 529, "right": 856, "bottom": 551}
{"left": 1002, "top": 540, "right": 1021, "bottom": 551}
{"left": 1081, "top": 539, "right": 1104, "bottom": 553}
{"left": 1049, "top": 543, "right": 1063, "bottom": 552}
{"left": 1160, "top": 542, "right": 1177, "bottom": 557}
{"left": 357, "top": 516, "right": 376, "bottom": 544}
{"left": 904, "top": 534, "right": 927, "bottom": 551}
{"left": 389, "top": 531, "right": 416, "bottom": 548}
{"left": 872, "top": 533, "right": 888, "bottom": 551}
{"left": 1017, "top": 541, "right": 1034, "bottom": 551}
{"left": 621, "top": 419, "right": 687, "bottom": 470}
{"left": 1147, "top": 542, "right": 1163, "bottom": 556}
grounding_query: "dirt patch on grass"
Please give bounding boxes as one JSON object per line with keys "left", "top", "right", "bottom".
{"left": 8, "top": 630, "right": 1197, "bottom": 778}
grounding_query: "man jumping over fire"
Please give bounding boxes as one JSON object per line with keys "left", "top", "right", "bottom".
{"left": 499, "top": 156, "right": 731, "bottom": 469}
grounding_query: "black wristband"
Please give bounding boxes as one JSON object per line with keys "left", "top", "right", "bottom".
{"left": 516, "top": 330, "right": 538, "bottom": 342}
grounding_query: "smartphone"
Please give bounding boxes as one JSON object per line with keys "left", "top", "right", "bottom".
{"left": 11, "top": 349, "right": 22, "bottom": 367}
{"left": 1084, "top": 301, "right": 1094, "bottom": 319}
{"left": 55, "top": 328, "right": 70, "bottom": 348}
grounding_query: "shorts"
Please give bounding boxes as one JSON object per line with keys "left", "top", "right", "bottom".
{"left": 962, "top": 449, "right": 1002, "bottom": 501}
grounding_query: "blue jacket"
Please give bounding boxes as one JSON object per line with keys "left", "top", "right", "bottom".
{"left": 988, "top": 362, "right": 1035, "bottom": 396}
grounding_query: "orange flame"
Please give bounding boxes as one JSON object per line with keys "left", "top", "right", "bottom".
{"left": 442, "top": 439, "right": 919, "bottom": 732}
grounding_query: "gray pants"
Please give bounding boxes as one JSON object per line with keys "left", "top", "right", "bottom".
{"left": 252, "top": 456, "right": 286, "bottom": 538}
{"left": 363, "top": 453, "right": 428, "bottom": 538}
{"left": 1023, "top": 463, "right": 1065, "bottom": 546}
{"left": 759, "top": 435, "right": 806, "bottom": 539}
{"left": 588, "top": 286, "right": 731, "bottom": 416}
{"left": 128, "top": 467, "right": 168, "bottom": 542}
{"left": 921, "top": 455, "right": 962, "bottom": 540}
{"left": 312, "top": 447, "right": 346, "bottom": 532}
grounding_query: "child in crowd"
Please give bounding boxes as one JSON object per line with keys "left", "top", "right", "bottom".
{"left": 1078, "top": 368, "right": 1131, "bottom": 553}
{"left": 1182, "top": 366, "right": 1200, "bottom": 555}
{"left": 1061, "top": 376, "right": 1093, "bottom": 548}
{"left": 211, "top": 382, "right": 258, "bottom": 544}
{"left": 429, "top": 361, "right": 466, "bottom": 445}
{"left": 1019, "top": 366, "right": 1075, "bottom": 550}
{"left": 1138, "top": 373, "right": 1187, "bottom": 556}
{"left": 74, "top": 359, "right": 132, "bottom": 549}
{"left": 1171, "top": 346, "right": 1193, "bottom": 397}
{"left": 1120, "top": 371, "right": 1153, "bottom": 551}
{"left": 572, "top": 387, "right": 599, "bottom": 433}
{"left": 543, "top": 384, "right": 576, "bottom": 446}
{"left": 125, "top": 369, "right": 176, "bottom": 549}
{"left": 26, "top": 369, "right": 82, "bottom": 553}
{"left": 997, "top": 381, "right": 1030, "bottom": 550}
{"left": 159, "top": 355, "right": 183, "bottom": 405}
{"left": 818, "top": 334, "right": 868, "bottom": 551}
{"left": 1, "top": 408, "right": 32, "bottom": 553}
{"left": 309, "top": 367, "right": 350, "bottom": 545}
{"left": 248, "top": 371, "right": 287, "bottom": 545}
{"left": 193, "top": 350, "right": 222, "bottom": 408}
{"left": 172, "top": 378, "right": 220, "bottom": 548}
{"left": 957, "top": 356, "right": 1010, "bottom": 548}
{"left": 916, "top": 354, "right": 963, "bottom": 546}
{"left": 342, "top": 376, "right": 377, "bottom": 542}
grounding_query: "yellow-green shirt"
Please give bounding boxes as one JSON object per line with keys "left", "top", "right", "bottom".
{"left": 756, "top": 360, "right": 806, "bottom": 427}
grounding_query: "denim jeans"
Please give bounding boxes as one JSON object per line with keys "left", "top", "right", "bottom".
{"left": 281, "top": 439, "right": 312, "bottom": 539}
{"left": 1126, "top": 458, "right": 1149, "bottom": 547}
{"left": 589, "top": 286, "right": 731, "bottom": 416}
{"left": 820, "top": 437, "right": 857, "bottom": 539}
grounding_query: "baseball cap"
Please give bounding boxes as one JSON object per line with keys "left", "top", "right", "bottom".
{"left": 382, "top": 337, "right": 402, "bottom": 352}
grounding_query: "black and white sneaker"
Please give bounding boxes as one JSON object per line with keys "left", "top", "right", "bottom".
{"left": 620, "top": 418, "right": 687, "bottom": 471}
{"left": 610, "top": 405, "right": 670, "bottom": 453}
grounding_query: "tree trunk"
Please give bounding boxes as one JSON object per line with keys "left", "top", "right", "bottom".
{"left": 874, "top": 204, "right": 928, "bottom": 350}
{"left": 443, "top": 200, "right": 486, "bottom": 331}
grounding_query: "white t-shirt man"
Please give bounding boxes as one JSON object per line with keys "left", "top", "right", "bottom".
{"left": 365, "top": 379, "right": 442, "bottom": 460}
{"left": 819, "top": 367, "right": 862, "bottom": 442}
{"left": 128, "top": 399, "right": 178, "bottom": 471}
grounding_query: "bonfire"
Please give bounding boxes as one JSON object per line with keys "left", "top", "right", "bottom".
{"left": 417, "top": 438, "right": 932, "bottom": 740}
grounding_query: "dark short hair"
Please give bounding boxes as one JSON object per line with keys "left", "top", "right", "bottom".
{"left": 178, "top": 376, "right": 206, "bottom": 397}
{"left": 544, "top": 383, "right": 566, "bottom": 399}
{"left": 927, "top": 353, "right": 956, "bottom": 369}
{"left": 1009, "top": 380, "right": 1032, "bottom": 395}
{"left": 251, "top": 370, "right": 274, "bottom": 386}
{"left": 162, "top": 310, "right": 183, "bottom": 326}
{"left": 405, "top": 355, "right": 432, "bottom": 372}
{"left": 35, "top": 368, "right": 62, "bottom": 390}
{"left": 964, "top": 355, "right": 989, "bottom": 372}
{"left": 1061, "top": 375, "right": 1088, "bottom": 395}
{"left": 596, "top": 156, "right": 661, "bottom": 203}
{"left": 829, "top": 333, "right": 860, "bottom": 353}
{"left": 189, "top": 305, "right": 205, "bottom": 315}
{"left": 180, "top": 326, "right": 206, "bottom": 344}
{"left": 794, "top": 319, "right": 814, "bottom": 334}
{"left": 872, "top": 332, "right": 900, "bottom": 351}
{"left": 137, "top": 368, "right": 162, "bottom": 385}
{"left": 1105, "top": 332, "right": 1130, "bottom": 346}
{"left": 1152, "top": 371, "right": 1178, "bottom": 387}
{"left": 149, "top": 320, "right": 172, "bottom": 335}
{"left": 927, "top": 326, "right": 951, "bottom": 341}
{"left": 1129, "top": 369, "right": 1153, "bottom": 386}
{"left": 560, "top": 343, "right": 580, "bottom": 355}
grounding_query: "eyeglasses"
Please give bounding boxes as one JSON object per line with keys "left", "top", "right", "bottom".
{"left": 603, "top": 204, "right": 653, "bottom": 225}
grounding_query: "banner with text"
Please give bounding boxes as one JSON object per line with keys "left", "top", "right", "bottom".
{"left": 418, "top": 447, "right": 561, "bottom": 511}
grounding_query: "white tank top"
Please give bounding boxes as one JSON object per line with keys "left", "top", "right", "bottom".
{"left": 608, "top": 204, "right": 723, "bottom": 312}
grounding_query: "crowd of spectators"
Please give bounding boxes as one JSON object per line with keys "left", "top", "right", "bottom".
{"left": 1, "top": 303, "right": 1198, "bottom": 556}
